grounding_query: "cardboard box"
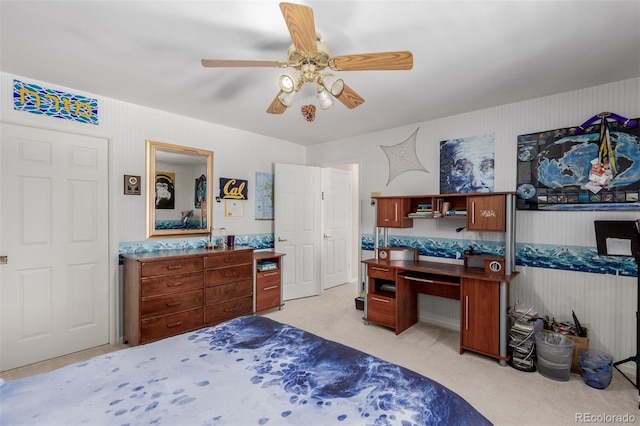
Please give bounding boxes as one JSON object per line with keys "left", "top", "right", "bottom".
{"left": 543, "top": 328, "right": 588, "bottom": 374}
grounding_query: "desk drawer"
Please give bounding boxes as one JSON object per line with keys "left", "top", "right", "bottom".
{"left": 368, "top": 264, "right": 396, "bottom": 280}
{"left": 366, "top": 293, "right": 396, "bottom": 329}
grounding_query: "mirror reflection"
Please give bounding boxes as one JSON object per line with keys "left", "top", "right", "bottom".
{"left": 146, "top": 140, "right": 213, "bottom": 238}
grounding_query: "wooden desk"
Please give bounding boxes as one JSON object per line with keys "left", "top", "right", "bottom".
{"left": 362, "top": 258, "right": 519, "bottom": 361}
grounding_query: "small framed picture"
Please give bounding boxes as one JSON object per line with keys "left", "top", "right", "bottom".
{"left": 124, "top": 175, "right": 141, "bottom": 195}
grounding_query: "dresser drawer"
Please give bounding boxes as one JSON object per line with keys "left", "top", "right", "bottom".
{"left": 204, "top": 296, "right": 253, "bottom": 325}
{"left": 257, "top": 269, "right": 280, "bottom": 286}
{"left": 205, "top": 279, "right": 252, "bottom": 305}
{"left": 141, "top": 257, "right": 203, "bottom": 278}
{"left": 141, "top": 272, "right": 204, "bottom": 297}
{"left": 204, "top": 251, "right": 253, "bottom": 269}
{"left": 206, "top": 264, "right": 253, "bottom": 285}
{"left": 366, "top": 293, "right": 396, "bottom": 328}
{"left": 140, "top": 308, "right": 203, "bottom": 344}
{"left": 140, "top": 289, "right": 203, "bottom": 319}
{"left": 256, "top": 286, "right": 281, "bottom": 312}
{"left": 368, "top": 264, "right": 396, "bottom": 280}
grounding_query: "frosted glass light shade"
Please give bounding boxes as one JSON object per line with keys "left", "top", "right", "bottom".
{"left": 317, "top": 89, "right": 334, "bottom": 110}
{"left": 278, "top": 90, "right": 297, "bottom": 107}
{"left": 279, "top": 74, "right": 299, "bottom": 93}
{"left": 322, "top": 74, "right": 344, "bottom": 96}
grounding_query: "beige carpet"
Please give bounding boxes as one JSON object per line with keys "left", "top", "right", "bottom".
{"left": 262, "top": 282, "right": 637, "bottom": 425}
{"left": 2, "top": 282, "right": 637, "bottom": 425}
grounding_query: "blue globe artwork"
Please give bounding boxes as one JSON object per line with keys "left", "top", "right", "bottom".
{"left": 534, "top": 132, "right": 640, "bottom": 190}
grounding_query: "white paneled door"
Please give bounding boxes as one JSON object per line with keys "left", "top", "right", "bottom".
{"left": 274, "top": 163, "right": 321, "bottom": 301}
{"left": 0, "top": 124, "right": 109, "bottom": 371}
{"left": 321, "top": 168, "right": 351, "bottom": 290}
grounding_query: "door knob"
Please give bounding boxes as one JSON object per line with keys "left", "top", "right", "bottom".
{"left": 277, "top": 237, "right": 288, "bottom": 242}
{"left": 323, "top": 234, "right": 331, "bottom": 239}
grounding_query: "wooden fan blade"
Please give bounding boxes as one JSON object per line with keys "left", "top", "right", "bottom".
{"left": 336, "top": 83, "right": 365, "bottom": 109}
{"left": 267, "top": 93, "right": 287, "bottom": 114}
{"left": 201, "top": 59, "right": 286, "bottom": 68}
{"left": 280, "top": 2, "right": 317, "bottom": 54}
{"left": 329, "top": 51, "right": 413, "bottom": 71}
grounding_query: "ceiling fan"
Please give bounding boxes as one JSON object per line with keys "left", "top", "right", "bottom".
{"left": 201, "top": 2, "right": 413, "bottom": 120}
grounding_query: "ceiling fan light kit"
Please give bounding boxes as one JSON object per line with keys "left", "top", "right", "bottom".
{"left": 201, "top": 2, "right": 413, "bottom": 120}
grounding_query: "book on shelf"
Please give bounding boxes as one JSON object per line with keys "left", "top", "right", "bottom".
{"left": 379, "top": 283, "right": 396, "bottom": 292}
{"left": 408, "top": 212, "right": 432, "bottom": 218}
{"left": 258, "top": 261, "right": 278, "bottom": 271}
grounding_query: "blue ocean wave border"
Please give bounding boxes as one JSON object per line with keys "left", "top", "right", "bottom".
{"left": 118, "top": 233, "right": 274, "bottom": 264}
{"left": 118, "top": 232, "right": 636, "bottom": 277}
{"left": 362, "top": 234, "right": 637, "bottom": 277}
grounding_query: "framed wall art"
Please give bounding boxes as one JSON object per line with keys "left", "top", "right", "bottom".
{"left": 516, "top": 114, "right": 640, "bottom": 211}
{"left": 440, "top": 133, "right": 495, "bottom": 194}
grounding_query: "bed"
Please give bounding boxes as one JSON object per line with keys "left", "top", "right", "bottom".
{"left": 0, "top": 316, "right": 491, "bottom": 425}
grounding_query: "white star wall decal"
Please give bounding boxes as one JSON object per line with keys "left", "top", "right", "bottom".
{"left": 380, "top": 127, "right": 429, "bottom": 185}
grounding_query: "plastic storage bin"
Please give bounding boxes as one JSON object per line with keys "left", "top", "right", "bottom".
{"left": 535, "top": 332, "right": 575, "bottom": 381}
{"left": 579, "top": 350, "right": 613, "bottom": 389}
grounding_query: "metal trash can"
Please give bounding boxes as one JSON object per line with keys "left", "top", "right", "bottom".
{"left": 535, "top": 332, "right": 575, "bottom": 381}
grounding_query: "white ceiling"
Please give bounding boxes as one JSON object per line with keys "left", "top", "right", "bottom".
{"left": 2, "top": 1, "right": 639, "bottom": 146}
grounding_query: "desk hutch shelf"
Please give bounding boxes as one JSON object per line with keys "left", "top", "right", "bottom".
{"left": 364, "top": 192, "right": 517, "bottom": 363}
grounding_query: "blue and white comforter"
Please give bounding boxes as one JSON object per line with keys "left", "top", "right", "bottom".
{"left": 0, "top": 316, "right": 491, "bottom": 425}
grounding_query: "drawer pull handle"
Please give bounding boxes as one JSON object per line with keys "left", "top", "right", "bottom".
{"left": 167, "top": 281, "right": 182, "bottom": 287}
{"left": 465, "top": 295, "right": 469, "bottom": 330}
{"left": 166, "top": 321, "right": 183, "bottom": 328}
{"left": 224, "top": 271, "right": 237, "bottom": 277}
{"left": 371, "top": 267, "right": 390, "bottom": 272}
{"left": 263, "top": 272, "right": 279, "bottom": 277}
{"left": 224, "top": 307, "right": 236, "bottom": 312}
{"left": 263, "top": 285, "right": 278, "bottom": 291}
{"left": 225, "top": 257, "right": 236, "bottom": 263}
{"left": 404, "top": 276, "right": 433, "bottom": 284}
{"left": 370, "top": 297, "right": 389, "bottom": 303}
{"left": 166, "top": 301, "right": 183, "bottom": 307}
{"left": 167, "top": 264, "right": 183, "bottom": 270}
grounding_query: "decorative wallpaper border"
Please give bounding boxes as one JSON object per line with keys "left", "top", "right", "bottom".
{"left": 118, "top": 233, "right": 274, "bottom": 264}
{"left": 118, "top": 232, "right": 636, "bottom": 277}
{"left": 362, "top": 234, "right": 637, "bottom": 278}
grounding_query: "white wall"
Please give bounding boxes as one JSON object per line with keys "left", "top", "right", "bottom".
{"left": 1, "top": 72, "right": 306, "bottom": 243}
{"left": 1, "top": 71, "right": 306, "bottom": 343}
{"left": 308, "top": 77, "right": 640, "bottom": 364}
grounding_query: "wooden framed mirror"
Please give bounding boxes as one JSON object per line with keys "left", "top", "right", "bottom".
{"left": 146, "top": 140, "right": 213, "bottom": 238}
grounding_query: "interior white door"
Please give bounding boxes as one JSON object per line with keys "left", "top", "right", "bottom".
{"left": 0, "top": 124, "right": 109, "bottom": 371}
{"left": 321, "top": 168, "right": 351, "bottom": 290}
{"left": 274, "top": 163, "right": 321, "bottom": 300}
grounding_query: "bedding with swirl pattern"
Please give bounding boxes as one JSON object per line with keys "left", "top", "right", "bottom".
{"left": 0, "top": 315, "right": 491, "bottom": 425}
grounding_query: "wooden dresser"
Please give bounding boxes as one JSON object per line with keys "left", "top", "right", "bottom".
{"left": 123, "top": 247, "right": 254, "bottom": 346}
